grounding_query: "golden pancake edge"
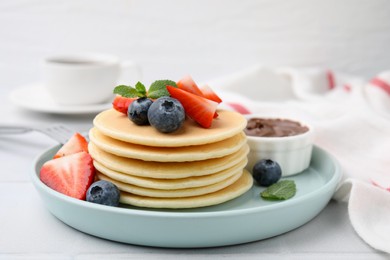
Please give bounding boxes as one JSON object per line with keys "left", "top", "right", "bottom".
{"left": 89, "top": 127, "right": 247, "bottom": 162}
{"left": 88, "top": 141, "right": 249, "bottom": 178}
{"left": 119, "top": 169, "right": 253, "bottom": 209}
{"left": 97, "top": 169, "right": 243, "bottom": 198}
{"left": 93, "top": 109, "right": 247, "bottom": 147}
{"left": 93, "top": 157, "right": 248, "bottom": 190}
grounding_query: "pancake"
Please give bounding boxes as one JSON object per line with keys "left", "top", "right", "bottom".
{"left": 89, "top": 128, "right": 247, "bottom": 162}
{"left": 93, "top": 157, "right": 248, "bottom": 190}
{"left": 93, "top": 109, "right": 247, "bottom": 147}
{"left": 96, "top": 169, "right": 243, "bottom": 198}
{"left": 119, "top": 169, "right": 253, "bottom": 209}
{"left": 89, "top": 142, "right": 249, "bottom": 179}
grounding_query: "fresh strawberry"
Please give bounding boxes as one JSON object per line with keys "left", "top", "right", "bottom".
{"left": 112, "top": 95, "right": 136, "bottom": 114}
{"left": 40, "top": 151, "right": 95, "bottom": 200}
{"left": 200, "top": 85, "right": 222, "bottom": 103}
{"left": 177, "top": 75, "right": 204, "bottom": 96}
{"left": 177, "top": 76, "right": 221, "bottom": 118}
{"left": 167, "top": 86, "right": 218, "bottom": 128}
{"left": 53, "top": 132, "right": 88, "bottom": 159}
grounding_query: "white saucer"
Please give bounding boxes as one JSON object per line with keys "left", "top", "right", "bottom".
{"left": 9, "top": 84, "right": 112, "bottom": 115}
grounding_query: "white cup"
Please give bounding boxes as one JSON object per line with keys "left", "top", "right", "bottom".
{"left": 43, "top": 53, "right": 141, "bottom": 106}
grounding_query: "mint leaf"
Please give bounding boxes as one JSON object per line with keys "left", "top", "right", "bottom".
{"left": 113, "top": 85, "right": 139, "bottom": 98}
{"left": 148, "top": 80, "right": 177, "bottom": 99}
{"left": 260, "top": 180, "right": 296, "bottom": 200}
{"left": 135, "top": 82, "right": 147, "bottom": 97}
{"left": 114, "top": 80, "right": 178, "bottom": 99}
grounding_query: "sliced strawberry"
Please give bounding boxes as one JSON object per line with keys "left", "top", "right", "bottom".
{"left": 53, "top": 132, "right": 88, "bottom": 159}
{"left": 112, "top": 95, "right": 136, "bottom": 114}
{"left": 177, "top": 75, "right": 204, "bottom": 96}
{"left": 167, "top": 86, "right": 218, "bottom": 128}
{"left": 177, "top": 76, "right": 221, "bottom": 118}
{"left": 200, "top": 85, "right": 222, "bottom": 103}
{"left": 40, "top": 151, "right": 95, "bottom": 200}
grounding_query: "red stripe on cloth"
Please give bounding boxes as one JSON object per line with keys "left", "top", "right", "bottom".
{"left": 226, "top": 102, "right": 251, "bottom": 114}
{"left": 326, "top": 70, "right": 335, "bottom": 90}
{"left": 343, "top": 84, "right": 352, "bottom": 92}
{"left": 370, "top": 78, "right": 390, "bottom": 96}
{"left": 371, "top": 180, "right": 390, "bottom": 192}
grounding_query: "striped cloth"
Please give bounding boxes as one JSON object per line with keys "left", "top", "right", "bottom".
{"left": 208, "top": 65, "right": 390, "bottom": 253}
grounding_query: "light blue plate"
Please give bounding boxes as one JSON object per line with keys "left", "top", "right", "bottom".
{"left": 32, "top": 145, "right": 341, "bottom": 248}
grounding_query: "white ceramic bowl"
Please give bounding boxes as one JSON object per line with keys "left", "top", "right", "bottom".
{"left": 245, "top": 115, "right": 315, "bottom": 176}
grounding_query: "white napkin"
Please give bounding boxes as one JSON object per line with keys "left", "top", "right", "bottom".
{"left": 208, "top": 65, "right": 390, "bottom": 253}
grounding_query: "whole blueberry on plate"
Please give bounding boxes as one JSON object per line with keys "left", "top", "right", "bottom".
{"left": 252, "top": 159, "right": 282, "bottom": 187}
{"left": 86, "top": 180, "right": 120, "bottom": 207}
{"left": 128, "top": 97, "right": 153, "bottom": 125}
{"left": 147, "top": 97, "right": 185, "bottom": 133}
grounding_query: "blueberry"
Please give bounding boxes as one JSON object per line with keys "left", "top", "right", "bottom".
{"left": 128, "top": 97, "right": 153, "bottom": 125}
{"left": 86, "top": 180, "right": 120, "bottom": 206}
{"left": 147, "top": 97, "right": 185, "bottom": 133}
{"left": 252, "top": 159, "right": 282, "bottom": 187}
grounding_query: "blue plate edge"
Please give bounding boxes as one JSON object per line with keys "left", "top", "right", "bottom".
{"left": 31, "top": 144, "right": 342, "bottom": 218}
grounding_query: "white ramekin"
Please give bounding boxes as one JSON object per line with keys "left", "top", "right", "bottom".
{"left": 245, "top": 115, "right": 315, "bottom": 176}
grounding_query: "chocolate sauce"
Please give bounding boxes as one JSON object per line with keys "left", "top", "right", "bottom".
{"left": 245, "top": 118, "right": 309, "bottom": 137}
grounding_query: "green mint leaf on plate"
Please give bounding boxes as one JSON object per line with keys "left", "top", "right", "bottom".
{"left": 148, "top": 80, "right": 177, "bottom": 99}
{"left": 113, "top": 85, "right": 139, "bottom": 98}
{"left": 260, "top": 180, "right": 296, "bottom": 200}
{"left": 135, "top": 82, "right": 147, "bottom": 97}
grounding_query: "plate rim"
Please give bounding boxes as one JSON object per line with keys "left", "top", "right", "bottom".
{"left": 31, "top": 144, "right": 342, "bottom": 218}
{"left": 9, "top": 84, "right": 112, "bottom": 114}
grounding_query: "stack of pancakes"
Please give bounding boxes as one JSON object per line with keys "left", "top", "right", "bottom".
{"left": 88, "top": 109, "right": 253, "bottom": 209}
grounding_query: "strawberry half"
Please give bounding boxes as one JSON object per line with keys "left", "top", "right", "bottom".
{"left": 200, "top": 85, "right": 222, "bottom": 103}
{"left": 53, "top": 132, "right": 88, "bottom": 159}
{"left": 112, "top": 95, "right": 136, "bottom": 114}
{"left": 40, "top": 151, "right": 95, "bottom": 200}
{"left": 167, "top": 86, "right": 218, "bottom": 128}
{"left": 177, "top": 75, "right": 204, "bottom": 96}
{"left": 177, "top": 76, "right": 221, "bottom": 118}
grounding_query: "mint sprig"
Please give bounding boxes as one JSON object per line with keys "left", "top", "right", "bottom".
{"left": 135, "top": 82, "right": 147, "bottom": 96}
{"left": 148, "top": 80, "right": 177, "bottom": 99}
{"left": 113, "top": 80, "right": 177, "bottom": 99}
{"left": 260, "top": 180, "right": 296, "bottom": 200}
{"left": 113, "top": 85, "right": 139, "bottom": 98}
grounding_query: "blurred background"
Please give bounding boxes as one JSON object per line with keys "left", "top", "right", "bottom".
{"left": 1, "top": 0, "right": 390, "bottom": 88}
